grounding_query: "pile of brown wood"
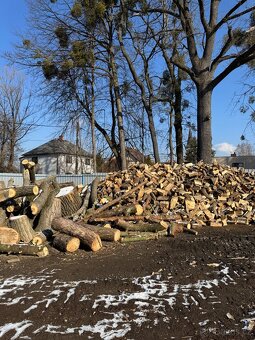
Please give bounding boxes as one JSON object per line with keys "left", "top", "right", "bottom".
{"left": 2, "top": 159, "right": 255, "bottom": 258}
{"left": 0, "top": 160, "right": 121, "bottom": 257}
{"left": 88, "top": 161, "right": 255, "bottom": 229}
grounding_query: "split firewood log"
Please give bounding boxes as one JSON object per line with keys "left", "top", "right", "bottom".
{"left": 56, "top": 186, "right": 82, "bottom": 217}
{"left": 52, "top": 233, "right": 80, "bottom": 252}
{"left": 76, "top": 221, "right": 120, "bottom": 242}
{"left": 0, "top": 227, "right": 20, "bottom": 244}
{"left": 0, "top": 243, "right": 49, "bottom": 257}
{"left": 9, "top": 215, "right": 35, "bottom": 243}
{"left": 51, "top": 217, "right": 102, "bottom": 252}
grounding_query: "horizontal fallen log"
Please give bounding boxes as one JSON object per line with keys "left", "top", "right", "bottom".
{"left": 53, "top": 233, "right": 80, "bottom": 253}
{"left": 0, "top": 243, "right": 49, "bottom": 257}
{"left": 52, "top": 217, "right": 102, "bottom": 252}
{"left": 76, "top": 221, "right": 120, "bottom": 242}
{"left": 120, "top": 234, "right": 158, "bottom": 243}
{"left": 115, "top": 219, "right": 168, "bottom": 232}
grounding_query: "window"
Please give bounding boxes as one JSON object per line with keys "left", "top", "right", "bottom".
{"left": 66, "top": 155, "right": 72, "bottom": 164}
{"left": 85, "top": 158, "right": 91, "bottom": 165}
{"left": 32, "top": 156, "right": 38, "bottom": 164}
{"left": 232, "top": 162, "right": 244, "bottom": 169}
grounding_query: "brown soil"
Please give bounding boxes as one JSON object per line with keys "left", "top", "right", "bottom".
{"left": 0, "top": 225, "right": 255, "bottom": 339}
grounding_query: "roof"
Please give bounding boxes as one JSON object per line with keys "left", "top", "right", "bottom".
{"left": 126, "top": 147, "right": 145, "bottom": 162}
{"left": 22, "top": 138, "right": 92, "bottom": 158}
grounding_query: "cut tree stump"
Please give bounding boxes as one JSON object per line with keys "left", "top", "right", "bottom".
{"left": 0, "top": 243, "right": 49, "bottom": 257}
{"left": 0, "top": 227, "right": 20, "bottom": 244}
{"left": 52, "top": 233, "right": 80, "bottom": 253}
{"left": 51, "top": 217, "right": 102, "bottom": 252}
{"left": 9, "top": 215, "right": 35, "bottom": 243}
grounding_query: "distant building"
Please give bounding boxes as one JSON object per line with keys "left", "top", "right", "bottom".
{"left": 20, "top": 136, "right": 93, "bottom": 174}
{"left": 215, "top": 155, "right": 255, "bottom": 170}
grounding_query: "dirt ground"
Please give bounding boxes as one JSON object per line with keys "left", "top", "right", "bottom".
{"left": 0, "top": 225, "right": 255, "bottom": 339}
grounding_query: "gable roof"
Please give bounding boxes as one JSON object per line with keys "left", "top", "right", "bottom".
{"left": 22, "top": 138, "right": 92, "bottom": 158}
{"left": 126, "top": 147, "right": 145, "bottom": 162}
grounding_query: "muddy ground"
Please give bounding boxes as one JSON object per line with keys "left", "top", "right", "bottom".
{"left": 0, "top": 225, "right": 255, "bottom": 339}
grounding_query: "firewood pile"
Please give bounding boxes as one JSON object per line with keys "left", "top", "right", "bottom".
{"left": 0, "top": 159, "right": 255, "bottom": 258}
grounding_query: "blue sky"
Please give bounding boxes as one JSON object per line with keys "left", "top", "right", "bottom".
{"left": 0, "top": 0, "right": 254, "bottom": 157}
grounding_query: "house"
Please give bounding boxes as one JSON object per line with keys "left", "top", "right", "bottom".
{"left": 215, "top": 154, "right": 255, "bottom": 170}
{"left": 99, "top": 147, "right": 150, "bottom": 172}
{"left": 20, "top": 136, "right": 93, "bottom": 174}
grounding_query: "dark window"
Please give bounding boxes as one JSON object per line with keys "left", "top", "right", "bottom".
{"left": 85, "top": 158, "right": 91, "bottom": 165}
{"left": 232, "top": 162, "right": 244, "bottom": 168}
{"left": 32, "top": 156, "right": 38, "bottom": 164}
{"left": 66, "top": 155, "right": 72, "bottom": 164}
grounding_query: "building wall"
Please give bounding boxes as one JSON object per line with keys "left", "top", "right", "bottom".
{"left": 22, "top": 154, "right": 93, "bottom": 174}
{"left": 215, "top": 156, "right": 255, "bottom": 169}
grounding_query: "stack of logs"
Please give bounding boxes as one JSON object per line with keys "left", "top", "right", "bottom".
{"left": 1, "top": 159, "right": 255, "bottom": 258}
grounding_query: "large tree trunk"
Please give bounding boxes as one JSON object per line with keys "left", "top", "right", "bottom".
{"left": 147, "top": 107, "right": 160, "bottom": 163}
{"left": 174, "top": 74, "right": 183, "bottom": 164}
{"left": 197, "top": 84, "right": 213, "bottom": 163}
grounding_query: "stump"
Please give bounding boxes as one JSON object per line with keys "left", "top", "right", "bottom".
{"left": 9, "top": 215, "right": 35, "bottom": 243}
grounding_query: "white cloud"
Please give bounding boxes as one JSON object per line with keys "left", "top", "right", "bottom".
{"left": 214, "top": 142, "right": 236, "bottom": 156}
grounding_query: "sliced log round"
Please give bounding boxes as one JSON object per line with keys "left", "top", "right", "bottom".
{"left": 0, "top": 227, "right": 20, "bottom": 244}
{"left": 53, "top": 233, "right": 80, "bottom": 253}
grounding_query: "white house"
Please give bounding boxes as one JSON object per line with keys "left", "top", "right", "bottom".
{"left": 20, "top": 136, "right": 93, "bottom": 174}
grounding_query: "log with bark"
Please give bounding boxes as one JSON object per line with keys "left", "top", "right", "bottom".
{"left": 115, "top": 219, "right": 168, "bottom": 233}
{"left": 76, "top": 221, "right": 120, "bottom": 242}
{"left": 9, "top": 215, "right": 35, "bottom": 243}
{"left": 51, "top": 217, "right": 102, "bottom": 252}
{"left": 0, "top": 243, "right": 49, "bottom": 257}
{"left": 52, "top": 233, "right": 80, "bottom": 253}
{"left": 56, "top": 186, "right": 82, "bottom": 217}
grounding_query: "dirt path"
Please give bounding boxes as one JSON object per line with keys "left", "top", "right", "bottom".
{"left": 0, "top": 225, "right": 255, "bottom": 339}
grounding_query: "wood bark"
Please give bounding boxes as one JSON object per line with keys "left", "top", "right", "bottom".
{"left": 0, "top": 188, "right": 16, "bottom": 202}
{"left": 89, "top": 177, "right": 99, "bottom": 208}
{"left": 32, "top": 232, "right": 47, "bottom": 245}
{"left": 22, "top": 169, "right": 30, "bottom": 187}
{"left": 53, "top": 233, "right": 80, "bottom": 252}
{"left": 77, "top": 221, "right": 120, "bottom": 242}
{"left": 0, "top": 243, "right": 49, "bottom": 257}
{"left": 116, "top": 219, "right": 167, "bottom": 232}
{"left": 0, "top": 207, "right": 7, "bottom": 225}
{"left": 51, "top": 217, "right": 102, "bottom": 252}
{"left": 72, "top": 188, "right": 90, "bottom": 221}
{"left": 57, "top": 187, "right": 82, "bottom": 217}
{"left": 0, "top": 227, "right": 20, "bottom": 244}
{"left": 30, "top": 181, "right": 52, "bottom": 215}
{"left": 9, "top": 215, "right": 35, "bottom": 243}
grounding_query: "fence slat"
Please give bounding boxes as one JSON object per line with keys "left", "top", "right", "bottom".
{"left": 0, "top": 173, "right": 107, "bottom": 187}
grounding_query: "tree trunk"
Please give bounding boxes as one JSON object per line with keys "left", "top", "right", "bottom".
{"left": 76, "top": 221, "right": 120, "bottom": 242}
{"left": 174, "top": 74, "right": 183, "bottom": 164}
{"left": 110, "top": 49, "right": 127, "bottom": 170}
{"left": 0, "top": 243, "right": 49, "bottom": 257}
{"left": 197, "top": 84, "right": 213, "bottom": 163}
{"left": 91, "top": 65, "right": 97, "bottom": 172}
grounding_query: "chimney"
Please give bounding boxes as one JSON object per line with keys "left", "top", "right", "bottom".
{"left": 58, "top": 135, "right": 64, "bottom": 141}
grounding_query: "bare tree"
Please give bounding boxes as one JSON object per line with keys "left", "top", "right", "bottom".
{"left": 0, "top": 68, "right": 36, "bottom": 171}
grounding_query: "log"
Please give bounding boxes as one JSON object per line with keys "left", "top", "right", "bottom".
{"left": 13, "top": 185, "right": 39, "bottom": 198}
{"left": 120, "top": 234, "right": 158, "bottom": 243}
{"left": 0, "top": 181, "right": 5, "bottom": 189}
{"left": 32, "top": 229, "right": 53, "bottom": 245}
{"left": 0, "top": 227, "right": 20, "bottom": 244}
{"left": 95, "top": 203, "right": 144, "bottom": 218}
{"left": 115, "top": 219, "right": 167, "bottom": 232}
{"left": 0, "top": 243, "right": 49, "bottom": 257}
{"left": 53, "top": 233, "right": 80, "bottom": 252}
{"left": 56, "top": 186, "right": 82, "bottom": 217}
{"left": 9, "top": 215, "right": 35, "bottom": 243}
{"left": 72, "top": 188, "right": 91, "bottom": 221}
{"left": 30, "top": 181, "right": 52, "bottom": 215}
{"left": 76, "top": 221, "right": 120, "bottom": 242}
{"left": 0, "top": 188, "right": 16, "bottom": 202}
{"left": 89, "top": 177, "right": 100, "bottom": 208}
{"left": 51, "top": 217, "right": 102, "bottom": 252}
{"left": 0, "top": 207, "right": 7, "bottom": 225}
{"left": 35, "top": 181, "right": 61, "bottom": 232}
